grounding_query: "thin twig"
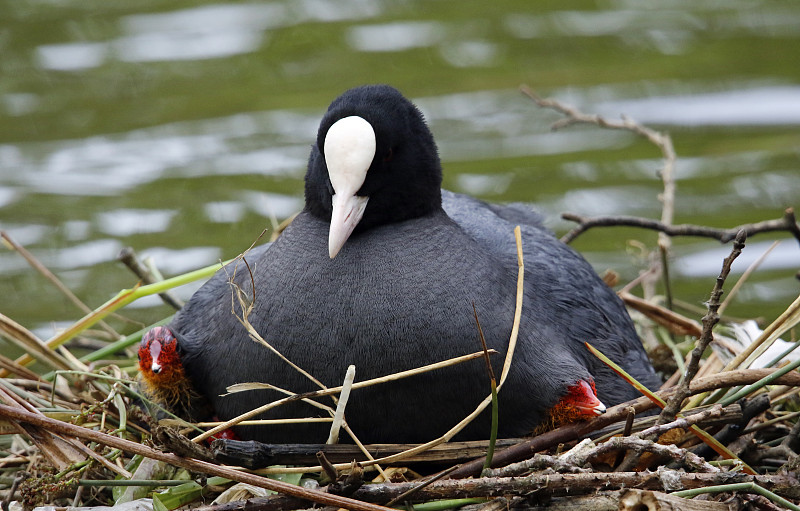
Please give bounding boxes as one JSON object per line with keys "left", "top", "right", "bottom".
{"left": 520, "top": 86, "right": 672, "bottom": 147}
{"left": 638, "top": 404, "right": 724, "bottom": 439}
{"left": 558, "top": 209, "right": 800, "bottom": 245}
{"left": 519, "top": 86, "right": 680, "bottom": 280}
{"left": 350, "top": 469, "right": 800, "bottom": 502}
{"left": 657, "top": 230, "right": 747, "bottom": 425}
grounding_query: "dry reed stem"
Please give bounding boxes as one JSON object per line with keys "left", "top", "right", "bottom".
{"left": 0, "top": 404, "right": 396, "bottom": 511}
{"left": 0, "top": 351, "right": 46, "bottom": 381}
{"left": 0, "top": 312, "right": 78, "bottom": 373}
{"left": 620, "top": 292, "right": 726, "bottom": 342}
{"left": 194, "top": 418, "right": 333, "bottom": 427}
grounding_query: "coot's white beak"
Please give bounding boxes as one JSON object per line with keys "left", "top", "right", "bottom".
{"left": 324, "top": 116, "right": 375, "bottom": 258}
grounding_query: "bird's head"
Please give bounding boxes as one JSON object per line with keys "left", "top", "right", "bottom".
{"left": 138, "top": 326, "right": 185, "bottom": 387}
{"left": 547, "top": 379, "right": 606, "bottom": 429}
{"left": 537, "top": 380, "right": 606, "bottom": 432}
{"left": 304, "top": 85, "right": 443, "bottom": 258}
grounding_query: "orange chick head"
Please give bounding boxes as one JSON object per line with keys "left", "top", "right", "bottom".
{"left": 544, "top": 379, "right": 606, "bottom": 431}
{"left": 138, "top": 326, "right": 185, "bottom": 391}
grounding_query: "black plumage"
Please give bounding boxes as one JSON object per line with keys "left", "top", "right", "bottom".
{"left": 152, "top": 85, "right": 661, "bottom": 444}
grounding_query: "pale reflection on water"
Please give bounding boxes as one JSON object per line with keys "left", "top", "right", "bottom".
{"left": 97, "top": 209, "right": 176, "bottom": 237}
{"left": 36, "top": 1, "right": 382, "bottom": 70}
{"left": 138, "top": 246, "right": 223, "bottom": 276}
{"left": 597, "top": 86, "right": 800, "bottom": 126}
{"left": 676, "top": 240, "right": 800, "bottom": 277}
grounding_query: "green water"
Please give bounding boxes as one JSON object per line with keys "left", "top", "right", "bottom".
{"left": 1, "top": 0, "right": 799, "bottom": 341}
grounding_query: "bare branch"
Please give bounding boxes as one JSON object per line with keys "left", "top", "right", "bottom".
{"left": 559, "top": 208, "right": 800, "bottom": 245}
{"left": 519, "top": 85, "right": 678, "bottom": 248}
{"left": 658, "top": 231, "right": 747, "bottom": 425}
{"left": 351, "top": 469, "right": 800, "bottom": 501}
{"left": 118, "top": 246, "right": 184, "bottom": 310}
{"left": 520, "top": 86, "right": 670, "bottom": 147}
{"left": 583, "top": 436, "right": 718, "bottom": 473}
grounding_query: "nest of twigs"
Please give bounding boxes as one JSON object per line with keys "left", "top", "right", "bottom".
{"left": 2, "top": 90, "right": 800, "bottom": 511}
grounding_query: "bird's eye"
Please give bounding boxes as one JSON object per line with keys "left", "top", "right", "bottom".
{"left": 383, "top": 147, "right": 394, "bottom": 162}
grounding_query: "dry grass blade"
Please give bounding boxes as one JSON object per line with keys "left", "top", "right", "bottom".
{"left": 734, "top": 292, "right": 800, "bottom": 371}
{"left": 195, "top": 417, "right": 333, "bottom": 427}
{"left": 0, "top": 312, "right": 79, "bottom": 373}
{"left": 0, "top": 349, "right": 48, "bottom": 381}
{"left": 717, "top": 294, "right": 800, "bottom": 375}
{"left": 225, "top": 351, "right": 495, "bottom": 398}
{"left": 620, "top": 292, "right": 703, "bottom": 338}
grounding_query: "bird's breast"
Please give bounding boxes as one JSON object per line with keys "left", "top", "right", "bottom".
{"left": 246, "top": 214, "right": 517, "bottom": 381}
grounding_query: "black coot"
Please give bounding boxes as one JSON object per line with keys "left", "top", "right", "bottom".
{"left": 139, "top": 85, "right": 660, "bottom": 443}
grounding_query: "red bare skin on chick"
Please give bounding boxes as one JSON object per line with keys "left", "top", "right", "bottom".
{"left": 138, "top": 326, "right": 189, "bottom": 407}
{"left": 138, "top": 326, "right": 238, "bottom": 442}
{"left": 536, "top": 379, "right": 606, "bottom": 434}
